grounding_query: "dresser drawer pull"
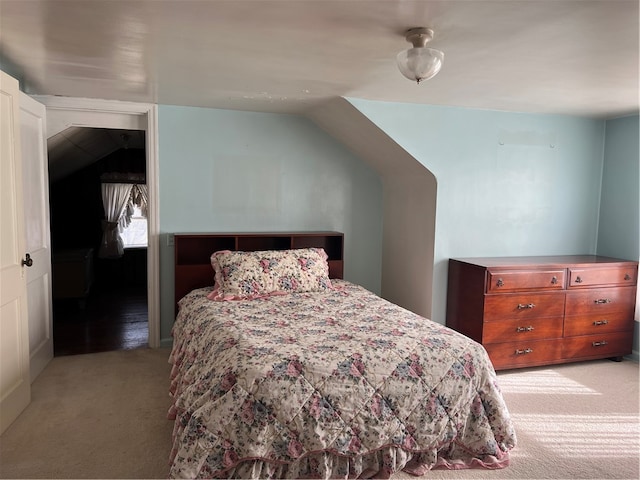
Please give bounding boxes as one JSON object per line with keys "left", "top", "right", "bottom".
{"left": 592, "top": 341, "right": 608, "bottom": 347}
{"left": 551, "top": 276, "right": 558, "bottom": 284}
{"left": 593, "top": 298, "right": 611, "bottom": 304}
{"left": 496, "top": 278, "right": 504, "bottom": 287}
{"left": 574, "top": 276, "right": 583, "bottom": 283}
{"left": 517, "top": 303, "right": 536, "bottom": 309}
{"left": 515, "top": 348, "right": 533, "bottom": 355}
{"left": 592, "top": 320, "right": 609, "bottom": 326}
{"left": 516, "top": 325, "right": 535, "bottom": 332}
{"left": 624, "top": 274, "right": 631, "bottom": 281}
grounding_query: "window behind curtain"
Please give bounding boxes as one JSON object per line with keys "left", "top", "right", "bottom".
{"left": 120, "top": 204, "right": 147, "bottom": 248}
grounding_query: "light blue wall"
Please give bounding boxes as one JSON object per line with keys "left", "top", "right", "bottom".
{"left": 158, "top": 105, "right": 383, "bottom": 344}
{"left": 598, "top": 115, "right": 639, "bottom": 260}
{"left": 157, "top": 102, "right": 637, "bottom": 349}
{"left": 347, "top": 99, "right": 606, "bottom": 324}
{"left": 599, "top": 114, "right": 640, "bottom": 357}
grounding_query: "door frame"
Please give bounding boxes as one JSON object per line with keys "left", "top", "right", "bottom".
{"left": 32, "top": 95, "right": 160, "bottom": 348}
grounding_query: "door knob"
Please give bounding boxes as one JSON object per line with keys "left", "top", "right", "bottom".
{"left": 21, "top": 253, "right": 33, "bottom": 267}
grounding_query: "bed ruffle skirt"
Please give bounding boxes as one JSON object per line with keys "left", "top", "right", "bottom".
{"left": 168, "top": 430, "right": 511, "bottom": 479}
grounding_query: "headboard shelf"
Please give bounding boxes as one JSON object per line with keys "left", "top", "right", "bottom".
{"left": 174, "top": 232, "right": 344, "bottom": 313}
{"left": 237, "top": 235, "right": 291, "bottom": 252}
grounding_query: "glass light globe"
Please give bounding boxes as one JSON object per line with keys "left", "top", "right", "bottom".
{"left": 397, "top": 47, "right": 444, "bottom": 84}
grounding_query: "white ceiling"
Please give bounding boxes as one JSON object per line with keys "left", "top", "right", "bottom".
{"left": 1, "top": 0, "right": 638, "bottom": 119}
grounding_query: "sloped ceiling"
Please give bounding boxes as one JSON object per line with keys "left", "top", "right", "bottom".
{"left": 48, "top": 128, "right": 145, "bottom": 183}
{"left": 1, "top": 0, "right": 638, "bottom": 119}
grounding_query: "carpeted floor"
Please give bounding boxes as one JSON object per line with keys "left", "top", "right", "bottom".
{"left": 0, "top": 348, "right": 173, "bottom": 479}
{"left": 0, "top": 348, "right": 638, "bottom": 479}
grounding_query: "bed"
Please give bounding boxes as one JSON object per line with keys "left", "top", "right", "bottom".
{"left": 168, "top": 232, "right": 516, "bottom": 479}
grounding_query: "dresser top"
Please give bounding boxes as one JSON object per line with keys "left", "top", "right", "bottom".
{"left": 451, "top": 255, "right": 638, "bottom": 269}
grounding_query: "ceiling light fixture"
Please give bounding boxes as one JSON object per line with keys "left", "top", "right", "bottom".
{"left": 397, "top": 27, "right": 444, "bottom": 84}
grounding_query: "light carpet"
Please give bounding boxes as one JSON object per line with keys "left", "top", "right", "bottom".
{"left": 0, "top": 348, "right": 638, "bottom": 479}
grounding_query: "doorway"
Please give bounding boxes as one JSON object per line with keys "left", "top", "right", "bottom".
{"left": 49, "top": 127, "right": 148, "bottom": 356}
{"left": 34, "top": 95, "right": 161, "bottom": 349}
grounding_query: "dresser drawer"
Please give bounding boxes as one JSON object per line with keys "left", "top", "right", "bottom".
{"left": 564, "top": 311, "right": 633, "bottom": 337}
{"left": 562, "top": 332, "right": 633, "bottom": 359}
{"left": 484, "top": 293, "right": 565, "bottom": 321}
{"left": 565, "top": 286, "right": 636, "bottom": 316}
{"left": 487, "top": 269, "right": 565, "bottom": 293}
{"left": 482, "top": 316, "right": 563, "bottom": 343}
{"left": 568, "top": 265, "right": 638, "bottom": 288}
{"left": 485, "top": 339, "right": 563, "bottom": 370}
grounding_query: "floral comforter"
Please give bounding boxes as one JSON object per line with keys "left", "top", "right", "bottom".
{"left": 168, "top": 280, "right": 516, "bottom": 479}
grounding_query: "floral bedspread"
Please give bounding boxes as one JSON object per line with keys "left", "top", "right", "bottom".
{"left": 168, "top": 280, "right": 516, "bottom": 479}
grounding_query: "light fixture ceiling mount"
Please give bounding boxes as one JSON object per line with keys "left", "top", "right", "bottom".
{"left": 397, "top": 27, "right": 444, "bottom": 84}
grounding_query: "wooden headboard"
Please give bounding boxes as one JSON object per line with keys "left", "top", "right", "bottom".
{"left": 174, "top": 232, "right": 344, "bottom": 312}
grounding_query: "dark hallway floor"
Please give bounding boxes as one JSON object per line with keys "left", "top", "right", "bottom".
{"left": 53, "top": 285, "right": 148, "bottom": 356}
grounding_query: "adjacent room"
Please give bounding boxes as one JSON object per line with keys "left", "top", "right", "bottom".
{"left": 48, "top": 127, "right": 149, "bottom": 356}
{"left": 0, "top": 0, "right": 638, "bottom": 479}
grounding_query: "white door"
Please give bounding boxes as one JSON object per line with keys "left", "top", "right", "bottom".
{"left": 20, "top": 93, "right": 53, "bottom": 381}
{"left": 0, "top": 71, "right": 31, "bottom": 434}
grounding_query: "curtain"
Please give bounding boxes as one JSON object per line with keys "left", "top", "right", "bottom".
{"left": 131, "top": 184, "right": 148, "bottom": 217}
{"left": 99, "top": 183, "right": 134, "bottom": 258}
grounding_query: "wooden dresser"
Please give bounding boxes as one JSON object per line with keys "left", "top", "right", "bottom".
{"left": 446, "top": 255, "right": 638, "bottom": 370}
